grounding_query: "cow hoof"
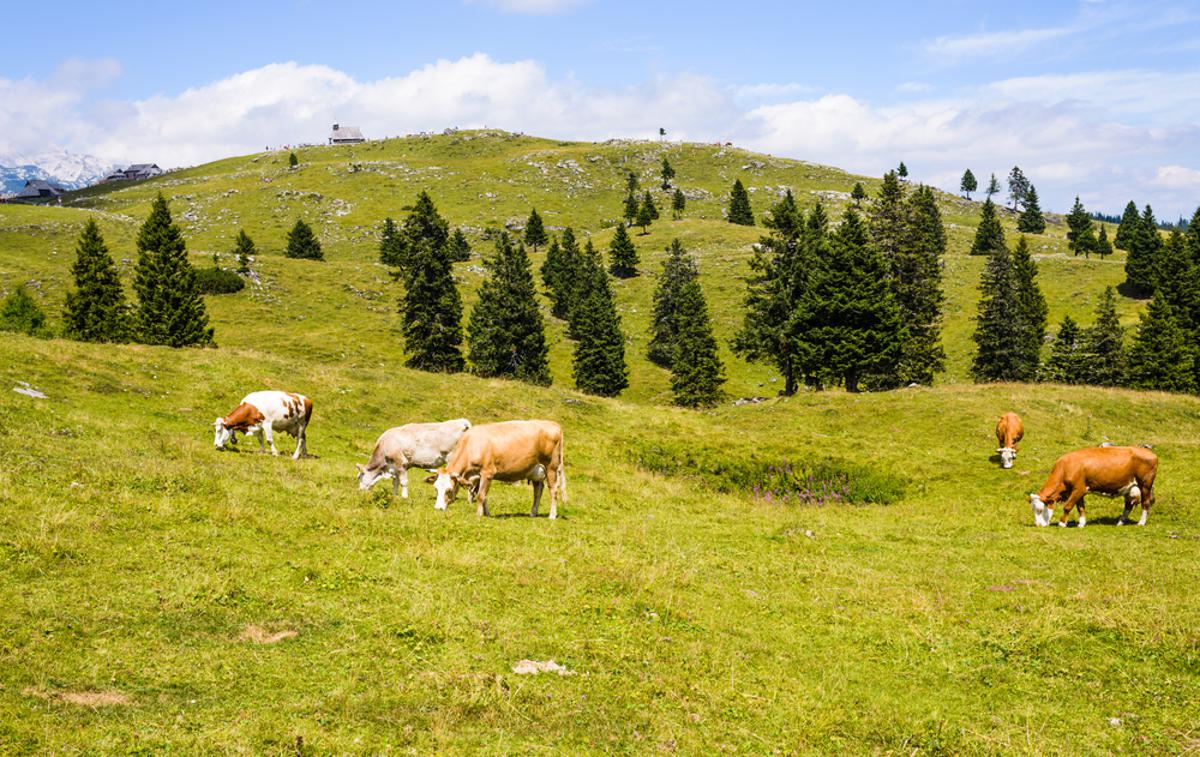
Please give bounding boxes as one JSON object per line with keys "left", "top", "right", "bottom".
{"left": 1058, "top": 521, "right": 1067, "bottom": 527}
{"left": 1116, "top": 520, "right": 1124, "bottom": 526}
{"left": 1078, "top": 519, "right": 1086, "bottom": 529}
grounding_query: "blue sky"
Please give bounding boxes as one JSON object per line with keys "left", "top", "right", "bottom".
{"left": 3, "top": 0, "right": 1199, "bottom": 217}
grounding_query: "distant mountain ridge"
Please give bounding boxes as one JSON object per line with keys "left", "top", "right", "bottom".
{"left": 0, "top": 150, "right": 116, "bottom": 194}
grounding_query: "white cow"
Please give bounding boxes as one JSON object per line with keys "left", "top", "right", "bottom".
{"left": 357, "top": 419, "right": 472, "bottom": 497}
{"left": 213, "top": 391, "right": 312, "bottom": 459}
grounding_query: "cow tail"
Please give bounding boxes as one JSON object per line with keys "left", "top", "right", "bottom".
{"left": 557, "top": 435, "right": 567, "bottom": 503}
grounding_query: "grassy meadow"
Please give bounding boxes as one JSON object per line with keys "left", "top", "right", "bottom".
{"left": 2, "top": 132, "right": 1198, "bottom": 753}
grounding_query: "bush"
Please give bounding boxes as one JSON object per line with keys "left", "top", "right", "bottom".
{"left": 194, "top": 267, "right": 245, "bottom": 295}
{"left": 0, "top": 285, "right": 50, "bottom": 337}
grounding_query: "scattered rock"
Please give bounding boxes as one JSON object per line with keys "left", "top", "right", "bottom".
{"left": 512, "top": 659, "right": 574, "bottom": 676}
{"left": 13, "top": 381, "right": 47, "bottom": 399}
{"left": 804, "top": 530, "right": 815, "bottom": 539}
{"left": 1109, "top": 717, "right": 1121, "bottom": 727}
{"left": 238, "top": 624, "right": 298, "bottom": 644}
{"left": 733, "top": 396, "right": 768, "bottom": 406}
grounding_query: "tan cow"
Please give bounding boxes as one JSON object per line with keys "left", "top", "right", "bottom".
{"left": 995, "top": 412, "right": 1024, "bottom": 469}
{"left": 425, "top": 420, "right": 566, "bottom": 518}
{"left": 1029, "top": 446, "right": 1158, "bottom": 528}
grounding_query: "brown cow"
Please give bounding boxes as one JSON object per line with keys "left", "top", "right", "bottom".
{"left": 424, "top": 420, "right": 566, "bottom": 518}
{"left": 995, "top": 412, "right": 1024, "bottom": 469}
{"left": 1029, "top": 446, "right": 1158, "bottom": 528}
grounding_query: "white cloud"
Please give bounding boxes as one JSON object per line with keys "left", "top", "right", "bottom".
{"left": 466, "top": 0, "right": 586, "bottom": 13}
{"left": 896, "top": 81, "right": 934, "bottom": 94}
{"left": 1151, "top": 164, "right": 1200, "bottom": 189}
{"left": 733, "top": 82, "right": 817, "bottom": 101}
{"left": 923, "top": 26, "right": 1075, "bottom": 59}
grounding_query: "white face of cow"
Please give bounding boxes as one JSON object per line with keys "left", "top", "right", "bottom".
{"left": 1029, "top": 493, "right": 1052, "bottom": 526}
{"left": 425, "top": 469, "right": 460, "bottom": 510}
{"left": 356, "top": 463, "right": 389, "bottom": 491}
{"left": 213, "top": 418, "right": 233, "bottom": 449}
{"left": 998, "top": 447, "right": 1017, "bottom": 469}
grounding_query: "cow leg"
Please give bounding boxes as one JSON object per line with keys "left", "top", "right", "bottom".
{"left": 531, "top": 480, "right": 544, "bottom": 517}
{"left": 293, "top": 425, "right": 306, "bottom": 460}
{"left": 263, "top": 423, "right": 279, "bottom": 455}
{"left": 1138, "top": 486, "right": 1152, "bottom": 526}
{"left": 546, "top": 466, "right": 559, "bottom": 520}
{"left": 399, "top": 466, "right": 409, "bottom": 498}
{"left": 255, "top": 428, "right": 266, "bottom": 453}
{"left": 1059, "top": 489, "right": 1085, "bottom": 527}
{"left": 1118, "top": 493, "right": 1136, "bottom": 526}
{"left": 476, "top": 476, "right": 492, "bottom": 517}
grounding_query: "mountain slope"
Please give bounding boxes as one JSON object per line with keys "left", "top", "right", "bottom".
{"left": 0, "top": 150, "right": 115, "bottom": 193}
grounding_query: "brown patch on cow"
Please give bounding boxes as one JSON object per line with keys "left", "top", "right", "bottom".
{"left": 24, "top": 687, "right": 129, "bottom": 707}
{"left": 221, "top": 402, "right": 265, "bottom": 432}
{"left": 238, "top": 624, "right": 298, "bottom": 644}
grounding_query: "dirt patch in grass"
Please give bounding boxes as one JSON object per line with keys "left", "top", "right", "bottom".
{"left": 25, "top": 688, "right": 129, "bottom": 707}
{"left": 238, "top": 624, "right": 298, "bottom": 644}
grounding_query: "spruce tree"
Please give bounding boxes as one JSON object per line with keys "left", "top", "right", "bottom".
{"left": 894, "top": 185, "right": 947, "bottom": 385}
{"left": 466, "top": 233, "right": 551, "bottom": 385}
{"left": 798, "top": 208, "right": 905, "bottom": 392}
{"left": 1012, "top": 235, "right": 1049, "bottom": 379}
{"left": 643, "top": 190, "right": 660, "bottom": 220}
{"left": 233, "top": 229, "right": 255, "bottom": 274}
{"left": 449, "top": 228, "right": 472, "bottom": 263}
{"left": 1095, "top": 224, "right": 1113, "bottom": 259}
{"left": 1079, "top": 287, "right": 1126, "bottom": 386}
{"left": 960, "top": 169, "right": 977, "bottom": 199}
{"left": 626, "top": 171, "right": 639, "bottom": 194}
{"left": 133, "top": 194, "right": 213, "bottom": 346}
{"left": 1066, "top": 197, "right": 1094, "bottom": 256}
{"left": 523, "top": 208, "right": 548, "bottom": 251}
{"left": 541, "top": 228, "right": 583, "bottom": 320}
{"left": 728, "top": 179, "right": 755, "bottom": 226}
{"left": 623, "top": 191, "right": 639, "bottom": 227}
{"left": 869, "top": 171, "right": 906, "bottom": 272}
{"left": 648, "top": 238, "right": 699, "bottom": 367}
{"left": 851, "top": 182, "right": 867, "bottom": 207}
{"left": 566, "top": 240, "right": 604, "bottom": 341}
{"left": 571, "top": 258, "right": 628, "bottom": 397}
{"left": 671, "top": 188, "right": 686, "bottom": 220}
{"left": 398, "top": 192, "right": 449, "bottom": 272}
{"left": 288, "top": 151, "right": 298, "bottom": 168}
{"left": 636, "top": 197, "right": 654, "bottom": 234}
{"left": 1114, "top": 201, "right": 1140, "bottom": 250}
{"left": 986, "top": 173, "right": 1001, "bottom": 200}
{"left": 660, "top": 156, "right": 675, "bottom": 190}
{"left": 670, "top": 278, "right": 725, "bottom": 407}
{"left": 1153, "top": 230, "right": 1200, "bottom": 335}
{"left": 1185, "top": 205, "right": 1200, "bottom": 268}
{"left": 1043, "top": 315, "right": 1081, "bottom": 383}
{"left": 1007, "top": 166, "right": 1029, "bottom": 210}
{"left": 63, "top": 219, "right": 129, "bottom": 342}
{"left": 1017, "top": 185, "right": 1046, "bottom": 233}
{"left": 608, "top": 223, "right": 639, "bottom": 278}
{"left": 1126, "top": 297, "right": 1196, "bottom": 392}
{"left": 379, "top": 217, "right": 402, "bottom": 266}
{"left": 971, "top": 235, "right": 1023, "bottom": 382}
{"left": 399, "top": 238, "right": 464, "bottom": 373}
{"left": 0, "top": 285, "right": 47, "bottom": 336}
{"left": 897, "top": 162, "right": 909, "bottom": 181}
{"left": 1124, "top": 204, "right": 1163, "bottom": 296}
{"left": 285, "top": 218, "right": 323, "bottom": 260}
{"left": 969, "top": 199, "right": 1005, "bottom": 256}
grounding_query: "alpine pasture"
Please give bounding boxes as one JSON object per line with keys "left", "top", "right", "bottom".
{"left": 2, "top": 131, "right": 1199, "bottom": 753}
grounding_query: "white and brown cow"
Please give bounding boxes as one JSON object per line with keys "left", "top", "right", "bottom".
{"left": 357, "top": 419, "right": 472, "bottom": 497}
{"left": 1029, "top": 445, "right": 1158, "bottom": 528}
{"left": 995, "top": 412, "right": 1025, "bottom": 469}
{"left": 425, "top": 420, "right": 566, "bottom": 518}
{"left": 213, "top": 391, "right": 312, "bottom": 459}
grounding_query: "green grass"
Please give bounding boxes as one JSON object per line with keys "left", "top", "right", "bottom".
{"left": 2, "top": 132, "right": 1194, "bottom": 753}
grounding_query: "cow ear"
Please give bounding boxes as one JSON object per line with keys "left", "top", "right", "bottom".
{"left": 424, "top": 473, "right": 439, "bottom": 484}
{"left": 355, "top": 463, "right": 365, "bottom": 473}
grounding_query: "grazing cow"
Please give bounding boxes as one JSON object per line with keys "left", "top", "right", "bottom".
{"left": 356, "top": 419, "right": 472, "bottom": 497}
{"left": 425, "top": 420, "right": 566, "bottom": 518}
{"left": 1029, "top": 446, "right": 1158, "bottom": 528}
{"left": 213, "top": 391, "right": 312, "bottom": 459}
{"left": 995, "top": 412, "right": 1025, "bottom": 469}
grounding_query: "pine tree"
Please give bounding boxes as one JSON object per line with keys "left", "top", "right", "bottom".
{"left": 1126, "top": 297, "right": 1196, "bottom": 392}
{"left": 288, "top": 151, "right": 298, "bottom": 168}
{"left": 63, "top": 219, "right": 129, "bottom": 342}
{"left": 466, "top": 233, "right": 550, "bottom": 385}
{"left": 971, "top": 235, "right": 1022, "bottom": 382}
{"left": 660, "top": 156, "right": 675, "bottom": 190}
{"left": 233, "top": 229, "right": 255, "bottom": 274}
{"left": 648, "top": 238, "right": 699, "bottom": 368}
{"left": 623, "top": 191, "right": 639, "bottom": 227}
{"left": 798, "top": 208, "right": 905, "bottom": 392}
{"left": 1044, "top": 315, "right": 1082, "bottom": 384}
{"left": 671, "top": 188, "right": 686, "bottom": 220}
{"left": 399, "top": 238, "right": 464, "bottom": 373}
{"left": 541, "top": 228, "right": 583, "bottom": 320}
{"left": 869, "top": 171, "right": 906, "bottom": 271}
{"left": 0, "top": 285, "right": 47, "bottom": 336}
{"left": 728, "top": 179, "right": 755, "bottom": 226}
{"left": 571, "top": 258, "right": 628, "bottom": 397}
{"left": 985, "top": 173, "right": 1001, "bottom": 200}
{"left": 379, "top": 217, "right": 402, "bottom": 266}
{"left": 626, "top": 171, "right": 639, "bottom": 194}
{"left": 897, "top": 162, "right": 909, "bottom": 181}
{"left": 523, "top": 208, "right": 548, "bottom": 251}
{"left": 636, "top": 196, "right": 654, "bottom": 234}
{"left": 1007, "top": 166, "right": 1030, "bottom": 211}
{"left": 969, "top": 199, "right": 1005, "bottom": 256}
{"left": 1185, "top": 205, "right": 1200, "bottom": 268}
{"left": 670, "top": 278, "right": 725, "bottom": 407}
{"left": 1094, "top": 225, "right": 1114, "bottom": 259}
{"left": 1124, "top": 204, "right": 1163, "bottom": 296}
{"left": 1153, "top": 230, "right": 1200, "bottom": 336}
{"left": 449, "top": 228, "right": 472, "bottom": 263}
{"left": 1078, "top": 287, "right": 1126, "bottom": 386}
{"left": 285, "top": 218, "right": 323, "bottom": 260}
{"left": 608, "top": 223, "right": 639, "bottom": 278}
{"left": 894, "top": 185, "right": 947, "bottom": 385}
{"left": 397, "top": 191, "right": 449, "bottom": 272}
{"left": 566, "top": 239, "right": 603, "bottom": 340}
{"left": 1012, "top": 235, "right": 1049, "bottom": 379}
{"left": 642, "top": 190, "right": 660, "bottom": 220}
{"left": 960, "top": 169, "right": 977, "bottom": 200}
{"left": 1066, "top": 196, "right": 1094, "bottom": 256}
{"left": 132, "top": 194, "right": 213, "bottom": 346}
{"left": 1017, "top": 185, "right": 1046, "bottom": 233}
{"left": 1114, "top": 201, "right": 1140, "bottom": 250}
{"left": 851, "top": 182, "right": 867, "bottom": 207}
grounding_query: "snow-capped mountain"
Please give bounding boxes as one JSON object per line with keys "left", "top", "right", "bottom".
{"left": 0, "top": 150, "right": 117, "bottom": 194}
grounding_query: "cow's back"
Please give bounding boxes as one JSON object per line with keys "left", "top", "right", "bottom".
{"left": 996, "top": 412, "right": 1023, "bottom": 447}
{"left": 452, "top": 420, "right": 561, "bottom": 477}
{"left": 1058, "top": 446, "right": 1157, "bottom": 491}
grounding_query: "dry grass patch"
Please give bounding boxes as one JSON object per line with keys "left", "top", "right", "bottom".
{"left": 24, "top": 688, "right": 129, "bottom": 707}
{"left": 237, "top": 624, "right": 299, "bottom": 644}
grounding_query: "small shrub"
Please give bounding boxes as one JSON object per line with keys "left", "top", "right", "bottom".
{"left": 194, "top": 267, "right": 245, "bottom": 295}
{"left": 0, "top": 285, "right": 50, "bottom": 336}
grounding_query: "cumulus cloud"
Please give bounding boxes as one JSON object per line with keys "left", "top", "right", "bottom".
{"left": 1151, "top": 164, "right": 1200, "bottom": 189}
{"left": 923, "top": 26, "right": 1075, "bottom": 59}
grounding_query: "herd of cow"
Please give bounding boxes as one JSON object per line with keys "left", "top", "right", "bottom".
{"left": 210, "top": 390, "right": 1159, "bottom": 527}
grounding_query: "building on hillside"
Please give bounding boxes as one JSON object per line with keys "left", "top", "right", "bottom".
{"left": 329, "top": 124, "right": 365, "bottom": 144}
{"left": 102, "top": 163, "right": 163, "bottom": 183}
{"left": 9, "top": 179, "right": 64, "bottom": 204}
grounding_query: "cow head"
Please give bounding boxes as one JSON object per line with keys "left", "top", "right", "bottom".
{"left": 1029, "top": 493, "right": 1053, "bottom": 527}
{"left": 356, "top": 463, "right": 390, "bottom": 491}
{"left": 997, "top": 447, "right": 1017, "bottom": 469}
{"left": 425, "top": 468, "right": 463, "bottom": 510}
{"left": 213, "top": 418, "right": 234, "bottom": 449}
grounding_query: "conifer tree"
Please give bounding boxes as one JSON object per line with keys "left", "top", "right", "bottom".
{"left": 571, "top": 257, "right": 628, "bottom": 397}
{"left": 1066, "top": 196, "right": 1094, "bottom": 256}
{"left": 1012, "top": 235, "right": 1049, "bottom": 379}
{"left": 1153, "top": 230, "right": 1200, "bottom": 336}
{"left": 1185, "top": 205, "right": 1200, "bottom": 268}
{"left": 626, "top": 171, "right": 639, "bottom": 193}
{"left": 897, "top": 162, "right": 909, "bottom": 181}
{"left": 969, "top": 199, "right": 1005, "bottom": 256}
{"left": 670, "top": 278, "right": 725, "bottom": 407}
{"left": 671, "top": 188, "right": 686, "bottom": 219}
{"left": 1114, "top": 201, "right": 1140, "bottom": 250}
{"left": 960, "top": 169, "right": 977, "bottom": 199}
{"left": 727, "top": 179, "right": 755, "bottom": 226}
{"left": 1095, "top": 224, "right": 1113, "bottom": 259}
{"left": 449, "top": 228, "right": 472, "bottom": 263}
{"left": 523, "top": 208, "right": 548, "bottom": 251}
{"left": 1043, "top": 315, "right": 1082, "bottom": 384}
{"left": 289, "top": 151, "right": 298, "bottom": 168}
{"left": 623, "top": 191, "right": 639, "bottom": 227}
{"left": 63, "top": 219, "right": 129, "bottom": 342}
{"left": 566, "top": 240, "right": 603, "bottom": 340}
{"left": 399, "top": 238, "right": 464, "bottom": 373}
{"left": 648, "top": 238, "right": 699, "bottom": 367}
{"left": 540, "top": 236, "right": 566, "bottom": 314}
{"left": 0, "top": 285, "right": 47, "bottom": 336}
{"left": 642, "top": 190, "right": 659, "bottom": 220}
{"left": 133, "top": 194, "right": 213, "bottom": 346}
{"left": 869, "top": 171, "right": 906, "bottom": 270}
{"left": 397, "top": 191, "right": 449, "bottom": 272}
{"left": 466, "top": 233, "right": 550, "bottom": 385}
{"left": 233, "top": 229, "right": 255, "bottom": 274}
{"left": 1078, "top": 287, "right": 1125, "bottom": 386}
{"left": 1007, "top": 166, "right": 1030, "bottom": 210}
{"left": 971, "top": 235, "right": 1023, "bottom": 382}
{"left": 608, "top": 223, "right": 639, "bottom": 278}
{"left": 636, "top": 196, "right": 654, "bottom": 234}
{"left": 285, "top": 218, "right": 323, "bottom": 260}
{"left": 986, "top": 173, "right": 1001, "bottom": 200}
{"left": 1017, "top": 185, "right": 1046, "bottom": 233}
{"left": 798, "top": 208, "right": 905, "bottom": 392}
{"left": 379, "top": 217, "right": 402, "bottom": 266}
{"left": 660, "top": 156, "right": 675, "bottom": 190}
{"left": 894, "top": 185, "right": 947, "bottom": 385}
{"left": 1126, "top": 297, "right": 1196, "bottom": 393}
{"left": 851, "top": 182, "right": 867, "bottom": 207}
{"left": 541, "top": 228, "right": 583, "bottom": 320}
{"left": 1124, "top": 204, "right": 1163, "bottom": 296}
